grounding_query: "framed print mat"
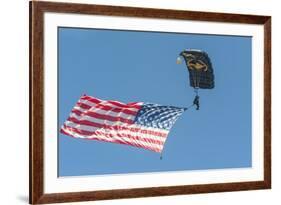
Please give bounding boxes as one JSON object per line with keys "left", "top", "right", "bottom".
{"left": 30, "top": 1, "right": 271, "bottom": 204}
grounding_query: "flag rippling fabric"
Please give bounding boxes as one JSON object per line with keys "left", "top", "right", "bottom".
{"left": 60, "top": 95, "right": 187, "bottom": 153}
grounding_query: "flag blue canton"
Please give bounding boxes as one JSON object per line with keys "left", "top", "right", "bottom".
{"left": 134, "top": 103, "right": 187, "bottom": 130}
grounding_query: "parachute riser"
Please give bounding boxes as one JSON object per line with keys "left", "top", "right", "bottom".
{"left": 193, "top": 88, "right": 200, "bottom": 110}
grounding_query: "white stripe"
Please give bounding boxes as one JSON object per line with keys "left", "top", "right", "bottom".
{"left": 64, "top": 120, "right": 168, "bottom": 143}
{"left": 65, "top": 119, "right": 168, "bottom": 136}
{"left": 73, "top": 106, "right": 136, "bottom": 120}
{"left": 95, "top": 127, "right": 163, "bottom": 151}
{"left": 69, "top": 113, "right": 129, "bottom": 127}
{"left": 61, "top": 126, "right": 164, "bottom": 152}
{"left": 64, "top": 121, "right": 168, "bottom": 143}
{"left": 79, "top": 99, "right": 141, "bottom": 112}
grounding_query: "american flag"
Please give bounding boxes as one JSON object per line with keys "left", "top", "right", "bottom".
{"left": 60, "top": 95, "right": 186, "bottom": 153}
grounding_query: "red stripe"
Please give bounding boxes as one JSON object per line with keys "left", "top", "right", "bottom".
{"left": 72, "top": 111, "right": 134, "bottom": 124}
{"left": 80, "top": 95, "right": 142, "bottom": 109}
{"left": 76, "top": 102, "right": 91, "bottom": 110}
{"left": 61, "top": 126, "right": 162, "bottom": 152}
{"left": 72, "top": 107, "right": 136, "bottom": 122}
{"left": 66, "top": 117, "right": 167, "bottom": 138}
{"left": 75, "top": 102, "right": 139, "bottom": 116}
{"left": 80, "top": 95, "right": 102, "bottom": 104}
{"left": 62, "top": 125, "right": 164, "bottom": 145}
{"left": 107, "top": 100, "right": 141, "bottom": 109}
{"left": 61, "top": 125, "right": 95, "bottom": 135}
{"left": 95, "top": 129, "right": 163, "bottom": 149}
{"left": 71, "top": 109, "right": 84, "bottom": 116}
{"left": 94, "top": 103, "right": 139, "bottom": 115}
{"left": 67, "top": 117, "right": 105, "bottom": 128}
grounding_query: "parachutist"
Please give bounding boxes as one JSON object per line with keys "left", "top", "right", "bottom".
{"left": 193, "top": 95, "right": 200, "bottom": 110}
{"left": 177, "top": 49, "right": 214, "bottom": 110}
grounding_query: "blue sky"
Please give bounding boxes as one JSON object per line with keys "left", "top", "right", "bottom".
{"left": 58, "top": 27, "right": 252, "bottom": 176}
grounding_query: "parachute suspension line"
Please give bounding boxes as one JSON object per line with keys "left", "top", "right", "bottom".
{"left": 189, "top": 69, "right": 199, "bottom": 111}
{"left": 188, "top": 69, "right": 201, "bottom": 111}
{"left": 194, "top": 87, "right": 199, "bottom": 95}
{"left": 193, "top": 68, "right": 202, "bottom": 110}
{"left": 193, "top": 70, "right": 197, "bottom": 88}
{"left": 193, "top": 87, "right": 200, "bottom": 110}
{"left": 191, "top": 70, "right": 197, "bottom": 90}
{"left": 196, "top": 70, "right": 201, "bottom": 88}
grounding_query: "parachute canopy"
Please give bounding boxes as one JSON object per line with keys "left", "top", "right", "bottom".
{"left": 178, "top": 49, "right": 214, "bottom": 89}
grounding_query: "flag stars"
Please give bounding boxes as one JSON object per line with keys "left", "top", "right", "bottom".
{"left": 134, "top": 103, "right": 186, "bottom": 130}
